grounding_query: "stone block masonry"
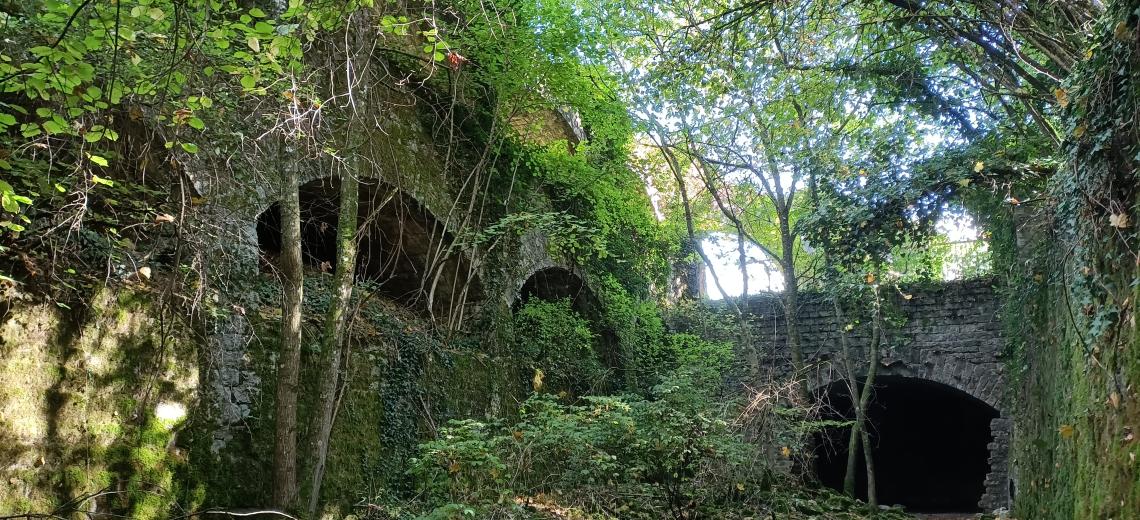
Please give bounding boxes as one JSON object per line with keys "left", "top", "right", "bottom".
{"left": 739, "top": 279, "right": 1010, "bottom": 512}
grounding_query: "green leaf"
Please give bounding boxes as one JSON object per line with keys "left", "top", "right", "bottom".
{"left": 240, "top": 75, "right": 256, "bottom": 90}
{"left": 42, "top": 120, "right": 65, "bottom": 134}
{"left": 88, "top": 154, "right": 109, "bottom": 167}
{"left": 187, "top": 117, "right": 205, "bottom": 130}
{"left": 181, "top": 142, "right": 199, "bottom": 153}
{"left": 0, "top": 113, "right": 15, "bottom": 126}
{"left": 249, "top": 7, "right": 267, "bottom": 17}
{"left": 91, "top": 174, "right": 114, "bottom": 186}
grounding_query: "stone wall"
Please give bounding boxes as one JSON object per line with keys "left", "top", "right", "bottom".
{"left": 739, "top": 279, "right": 1011, "bottom": 511}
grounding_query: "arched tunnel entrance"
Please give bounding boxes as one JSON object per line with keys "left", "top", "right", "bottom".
{"left": 815, "top": 376, "right": 999, "bottom": 513}
{"left": 255, "top": 177, "right": 481, "bottom": 321}
{"left": 516, "top": 267, "right": 621, "bottom": 392}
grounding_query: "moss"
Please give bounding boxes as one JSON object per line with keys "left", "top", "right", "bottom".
{"left": 0, "top": 285, "right": 197, "bottom": 516}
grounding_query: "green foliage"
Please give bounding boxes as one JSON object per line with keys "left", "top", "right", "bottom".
{"left": 511, "top": 298, "right": 602, "bottom": 396}
{"left": 408, "top": 375, "right": 765, "bottom": 519}
{"left": 404, "top": 330, "right": 876, "bottom": 520}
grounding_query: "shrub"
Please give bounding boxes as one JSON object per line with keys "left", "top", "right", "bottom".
{"left": 511, "top": 298, "right": 603, "bottom": 396}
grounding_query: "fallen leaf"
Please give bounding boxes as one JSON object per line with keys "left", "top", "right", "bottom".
{"left": 137, "top": 266, "right": 152, "bottom": 281}
{"left": 1059, "top": 424, "right": 1075, "bottom": 439}
{"left": 532, "top": 368, "right": 544, "bottom": 392}
{"left": 1109, "top": 392, "right": 1120, "bottom": 409}
{"left": 1110, "top": 213, "right": 1131, "bottom": 228}
{"left": 864, "top": 273, "right": 876, "bottom": 284}
{"left": 1054, "top": 88, "right": 1070, "bottom": 108}
{"left": 780, "top": 446, "right": 792, "bottom": 458}
{"left": 903, "top": 293, "right": 913, "bottom": 300}
{"left": 154, "top": 213, "right": 175, "bottom": 224}
{"left": 1114, "top": 21, "right": 1132, "bottom": 42}
{"left": 974, "top": 161, "right": 985, "bottom": 172}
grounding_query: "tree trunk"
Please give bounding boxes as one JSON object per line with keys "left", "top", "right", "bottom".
{"left": 778, "top": 212, "right": 806, "bottom": 399}
{"left": 272, "top": 154, "right": 304, "bottom": 509}
{"left": 737, "top": 224, "right": 748, "bottom": 297}
{"left": 306, "top": 168, "right": 359, "bottom": 517}
{"left": 857, "top": 286, "right": 883, "bottom": 507}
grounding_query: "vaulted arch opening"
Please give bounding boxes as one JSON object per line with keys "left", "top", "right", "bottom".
{"left": 515, "top": 267, "right": 621, "bottom": 392}
{"left": 255, "top": 177, "right": 481, "bottom": 321}
{"left": 814, "top": 376, "right": 999, "bottom": 513}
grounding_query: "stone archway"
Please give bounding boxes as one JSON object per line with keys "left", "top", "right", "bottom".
{"left": 813, "top": 371, "right": 1009, "bottom": 514}
{"left": 514, "top": 267, "right": 621, "bottom": 388}
{"left": 254, "top": 176, "right": 482, "bottom": 321}
{"left": 739, "top": 280, "right": 1012, "bottom": 512}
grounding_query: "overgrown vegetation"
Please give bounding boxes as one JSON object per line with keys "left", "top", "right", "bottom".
{"left": 2, "top": 0, "right": 1138, "bottom": 518}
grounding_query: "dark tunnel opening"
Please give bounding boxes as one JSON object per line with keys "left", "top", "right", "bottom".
{"left": 815, "top": 375, "right": 998, "bottom": 513}
{"left": 255, "top": 177, "right": 481, "bottom": 318}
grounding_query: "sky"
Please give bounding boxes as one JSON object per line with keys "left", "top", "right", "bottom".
{"left": 701, "top": 213, "right": 986, "bottom": 299}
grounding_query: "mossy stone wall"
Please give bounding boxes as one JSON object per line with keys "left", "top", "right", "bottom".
{"left": 0, "top": 288, "right": 198, "bottom": 516}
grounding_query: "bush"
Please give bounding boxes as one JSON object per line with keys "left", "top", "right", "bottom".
{"left": 407, "top": 357, "right": 774, "bottom": 519}
{"left": 511, "top": 298, "right": 603, "bottom": 396}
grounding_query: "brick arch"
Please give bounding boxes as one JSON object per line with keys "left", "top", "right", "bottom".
{"left": 728, "top": 280, "right": 1010, "bottom": 511}
{"left": 513, "top": 266, "right": 623, "bottom": 383}
{"left": 512, "top": 265, "right": 593, "bottom": 308}
{"left": 809, "top": 353, "right": 1001, "bottom": 412}
{"left": 810, "top": 369, "right": 1010, "bottom": 513}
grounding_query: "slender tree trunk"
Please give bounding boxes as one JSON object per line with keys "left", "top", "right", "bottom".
{"left": 273, "top": 152, "right": 304, "bottom": 509}
{"left": 778, "top": 212, "right": 806, "bottom": 399}
{"left": 306, "top": 13, "right": 370, "bottom": 513}
{"left": 737, "top": 225, "right": 748, "bottom": 297}
{"left": 306, "top": 168, "right": 359, "bottom": 517}
{"left": 855, "top": 286, "right": 883, "bottom": 507}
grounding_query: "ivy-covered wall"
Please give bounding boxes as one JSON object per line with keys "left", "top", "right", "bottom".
{"left": 0, "top": 1, "right": 677, "bottom": 516}
{"left": 1006, "top": 3, "right": 1140, "bottom": 517}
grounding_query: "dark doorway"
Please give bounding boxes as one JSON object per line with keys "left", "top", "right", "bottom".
{"left": 255, "top": 177, "right": 481, "bottom": 319}
{"left": 815, "top": 376, "right": 998, "bottom": 513}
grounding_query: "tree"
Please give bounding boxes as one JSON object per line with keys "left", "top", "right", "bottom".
{"left": 272, "top": 139, "right": 304, "bottom": 509}
{"left": 305, "top": 13, "right": 370, "bottom": 515}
